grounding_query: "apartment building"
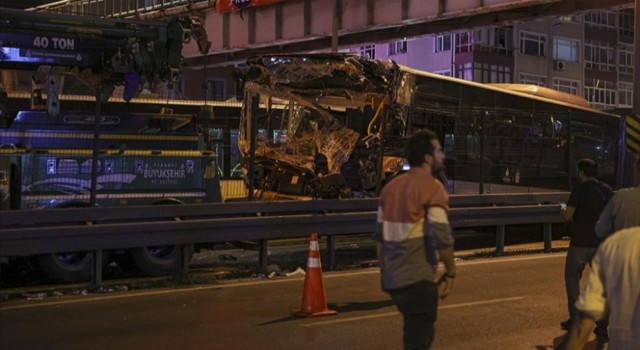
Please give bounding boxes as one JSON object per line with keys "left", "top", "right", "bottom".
{"left": 348, "top": 9, "right": 635, "bottom": 111}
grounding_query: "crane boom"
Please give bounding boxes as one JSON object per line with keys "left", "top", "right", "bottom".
{"left": 0, "top": 8, "right": 210, "bottom": 101}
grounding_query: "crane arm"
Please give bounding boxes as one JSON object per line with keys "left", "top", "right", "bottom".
{"left": 0, "top": 8, "right": 210, "bottom": 101}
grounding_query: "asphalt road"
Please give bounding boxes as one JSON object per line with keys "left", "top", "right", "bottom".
{"left": 0, "top": 252, "right": 606, "bottom": 350}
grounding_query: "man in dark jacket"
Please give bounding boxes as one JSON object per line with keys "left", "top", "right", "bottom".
{"left": 561, "top": 158, "right": 613, "bottom": 340}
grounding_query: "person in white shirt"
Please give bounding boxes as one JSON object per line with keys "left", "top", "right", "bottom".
{"left": 565, "top": 226, "right": 640, "bottom": 349}
{"left": 594, "top": 157, "right": 640, "bottom": 237}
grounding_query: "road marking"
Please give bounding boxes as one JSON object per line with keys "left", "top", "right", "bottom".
{"left": 455, "top": 252, "right": 566, "bottom": 266}
{"left": 0, "top": 286, "right": 216, "bottom": 311}
{"left": 1, "top": 253, "right": 562, "bottom": 311}
{"left": 321, "top": 252, "right": 566, "bottom": 278}
{"left": 301, "top": 296, "right": 525, "bottom": 327}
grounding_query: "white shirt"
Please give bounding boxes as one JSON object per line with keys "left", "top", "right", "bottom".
{"left": 575, "top": 226, "right": 640, "bottom": 349}
{"left": 595, "top": 186, "right": 640, "bottom": 237}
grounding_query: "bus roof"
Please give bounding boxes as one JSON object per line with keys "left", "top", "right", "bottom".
{"left": 398, "top": 64, "right": 618, "bottom": 117}
{"left": 486, "top": 84, "right": 590, "bottom": 107}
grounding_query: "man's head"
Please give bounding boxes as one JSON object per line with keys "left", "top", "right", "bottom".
{"left": 404, "top": 129, "right": 445, "bottom": 174}
{"left": 576, "top": 158, "right": 598, "bottom": 182}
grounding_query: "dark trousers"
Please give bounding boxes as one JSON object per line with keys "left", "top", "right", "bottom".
{"left": 564, "top": 246, "right": 609, "bottom": 331}
{"left": 388, "top": 280, "right": 438, "bottom": 350}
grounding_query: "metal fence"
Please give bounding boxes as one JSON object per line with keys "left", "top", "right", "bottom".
{"left": 1, "top": 193, "right": 569, "bottom": 285}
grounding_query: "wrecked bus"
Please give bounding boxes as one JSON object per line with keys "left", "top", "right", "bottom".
{"left": 238, "top": 54, "right": 621, "bottom": 199}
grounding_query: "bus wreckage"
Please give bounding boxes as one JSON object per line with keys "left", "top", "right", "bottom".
{"left": 239, "top": 54, "right": 621, "bottom": 200}
{"left": 240, "top": 54, "right": 404, "bottom": 200}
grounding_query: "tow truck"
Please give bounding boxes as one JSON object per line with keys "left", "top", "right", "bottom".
{"left": 0, "top": 8, "right": 217, "bottom": 282}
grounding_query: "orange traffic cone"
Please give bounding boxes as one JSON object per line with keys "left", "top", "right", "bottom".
{"left": 291, "top": 233, "right": 337, "bottom": 317}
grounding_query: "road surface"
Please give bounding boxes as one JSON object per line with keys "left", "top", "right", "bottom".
{"left": 0, "top": 252, "right": 606, "bottom": 350}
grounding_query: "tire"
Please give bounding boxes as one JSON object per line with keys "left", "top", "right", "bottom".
{"left": 37, "top": 201, "right": 107, "bottom": 283}
{"left": 130, "top": 244, "right": 192, "bottom": 277}
{"left": 37, "top": 252, "right": 93, "bottom": 283}
{"left": 129, "top": 198, "right": 193, "bottom": 277}
{"left": 37, "top": 250, "right": 111, "bottom": 283}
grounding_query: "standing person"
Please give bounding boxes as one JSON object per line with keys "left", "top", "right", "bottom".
{"left": 564, "top": 225, "right": 640, "bottom": 349}
{"left": 561, "top": 159, "right": 614, "bottom": 339}
{"left": 374, "top": 129, "right": 456, "bottom": 350}
{"left": 595, "top": 157, "right": 640, "bottom": 238}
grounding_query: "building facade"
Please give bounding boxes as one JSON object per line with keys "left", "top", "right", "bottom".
{"left": 348, "top": 9, "right": 635, "bottom": 111}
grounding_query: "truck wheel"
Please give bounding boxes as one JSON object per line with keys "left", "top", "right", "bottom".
{"left": 37, "top": 201, "right": 107, "bottom": 282}
{"left": 37, "top": 252, "right": 93, "bottom": 282}
{"left": 130, "top": 198, "right": 193, "bottom": 277}
{"left": 130, "top": 245, "right": 192, "bottom": 277}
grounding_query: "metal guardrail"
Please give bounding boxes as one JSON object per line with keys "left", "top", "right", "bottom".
{"left": 0, "top": 192, "right": 569, "bottom": 228}
{"left": 0, "top": 204, "right": 565, "bottom": 256}
{"left": 0, "top": 192, "right": 569, "bottom": 256}
{"left": 0, "top": 193, "right": 568, "bottom": 285}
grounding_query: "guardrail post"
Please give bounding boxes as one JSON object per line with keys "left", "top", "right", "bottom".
{"left": 543, "top": 223, "right": 552, "bottom": 253}
{"left": 494, "top": 225, "right": 505, "bottom": 256}
{"left": 180, "top": 244, "right": 190, "bottom": 282}
{"left": 91, "top": 249, "right": 103, "bottom": 288}
{"left": 327, "top": 235, "right": 336, "bottom": 270}
{"left": 258, "top": 239, "right": 268, "bottom": 269}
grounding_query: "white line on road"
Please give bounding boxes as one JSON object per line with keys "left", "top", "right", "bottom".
{"left": 455, "top": 252, "right": 565, "bottom": 267}
{"left": 301, "top": 296, "right": 526, "bottom": 327}
{"left": 1, "top": 253, "right": 562, "bottom": 311}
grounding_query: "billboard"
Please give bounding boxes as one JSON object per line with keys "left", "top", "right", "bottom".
{"left": 216, "top": 0, "right": 286, "bottom": 13}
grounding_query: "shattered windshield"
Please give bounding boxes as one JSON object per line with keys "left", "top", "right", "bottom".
{"left": 240, "top": 89, "right": 360, "bottom": 174}
{"left": 238, "top": 54, "right": 400, "bottom": 199}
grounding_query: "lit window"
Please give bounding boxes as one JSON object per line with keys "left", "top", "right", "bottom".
{"left": 553, "top": 38, "right": 579, "bottom": 62}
